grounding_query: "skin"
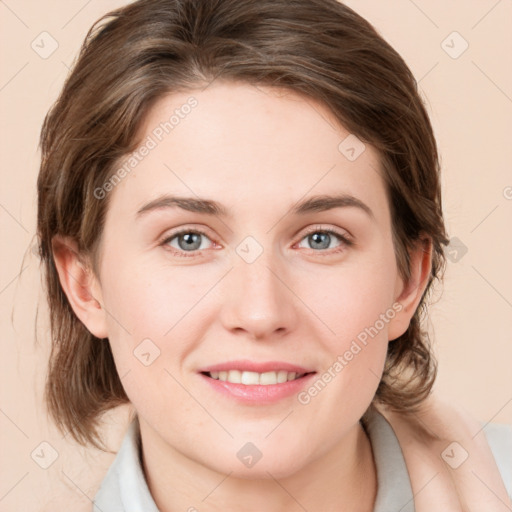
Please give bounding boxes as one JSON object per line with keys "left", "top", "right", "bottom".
{"left": 53, "top": 81, "right": 432, "bottom": 512}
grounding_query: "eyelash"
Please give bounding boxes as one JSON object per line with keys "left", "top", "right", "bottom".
{"left": 160, "top": 226, "right": 353, "bottom": 258}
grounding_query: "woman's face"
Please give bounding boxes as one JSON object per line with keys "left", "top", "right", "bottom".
{"left": 89, "top": 81, "right": 410, "bottom": 477}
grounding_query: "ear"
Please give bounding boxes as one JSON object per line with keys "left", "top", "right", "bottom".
{"left": 51, "top": 235, "right": 108, "bottom": 339}
{"left": 388, "top": 237, "right": 432, "bottom": 341}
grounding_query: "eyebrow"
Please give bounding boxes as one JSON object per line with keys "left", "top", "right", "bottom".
{"left": 136, "top": 193, "right": 374, "bottom": 219}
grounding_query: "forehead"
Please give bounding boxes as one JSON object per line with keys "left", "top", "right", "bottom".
{"left": 106, "top": 80, "right": 388, "bottom": 222}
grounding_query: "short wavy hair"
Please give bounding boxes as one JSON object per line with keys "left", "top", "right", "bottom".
{"left": 36, "top": 0, "right": 449, "bottom": 450}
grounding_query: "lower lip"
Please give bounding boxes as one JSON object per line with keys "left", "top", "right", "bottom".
{"left": 199, "top": 372, "right": 316, "bottom": 404}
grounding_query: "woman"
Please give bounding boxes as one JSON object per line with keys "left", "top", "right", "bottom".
{"left": 36, "top": 0, "right": 511, "bottom": 510}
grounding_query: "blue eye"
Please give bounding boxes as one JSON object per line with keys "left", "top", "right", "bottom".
{"left": 161, "top": 229, "right": 213, "bottom": 256}
{"left": 161, "top": 226, "right": 352, "bottom": 258}
{"left": 297, "top": 229, "right": 352, "bottom": 253}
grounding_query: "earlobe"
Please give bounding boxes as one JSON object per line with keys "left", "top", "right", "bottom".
{"left": 51, "top": 235, "right": 108, "bottom": 339}
{"left": 388, "top": 237, "right": 433, "bottom": 341}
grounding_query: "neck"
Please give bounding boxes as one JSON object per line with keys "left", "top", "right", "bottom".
{"left": 139, "top": 417, "right": 377, "bottom": 512}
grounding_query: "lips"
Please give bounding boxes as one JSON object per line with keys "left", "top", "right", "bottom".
{"left": 198, "top": 360, "right": 313, "bottom": 374}
{"left": 198, "top": 360, "right": 316, "bottom": 403}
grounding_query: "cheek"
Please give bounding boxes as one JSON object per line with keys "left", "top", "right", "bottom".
{"left": 312, "top": 254, "right": 398, "bottom": 343}
{"left": 98, "top": 259, "right": 217, "bottom": 381}
{"left": 100, "top": 257, "right": 209, "bottom": 334}
{"left": 304, "top": 249, "right": 397, "bottom": 398}
{"left": 299, "top": 271, "right": 394, "bottom": 421}
{"left": 319, "top": 276, "right": 392, "bottom": 386}
{"left": 98, "top": 264, "right": 197, "bottom": 422}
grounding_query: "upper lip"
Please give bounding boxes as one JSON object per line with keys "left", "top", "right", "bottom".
{"left": 199, "top": 360, "right": 315, "bottom": 374}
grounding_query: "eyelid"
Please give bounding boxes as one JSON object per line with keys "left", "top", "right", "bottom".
{"left": 293, "top": 225, "right": 354, "bottom": 255}
{"left": 299, "top": 224, "right": 353, "bottom": 242}
{"left": 159, "top": 225, "right": 217, "bottom": 254}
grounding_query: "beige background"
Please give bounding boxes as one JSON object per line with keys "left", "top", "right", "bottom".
{"left": 1, "top": 0, "right": 511, "bottom": 510}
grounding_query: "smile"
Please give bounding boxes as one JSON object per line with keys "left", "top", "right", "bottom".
{"left": 205, "top": 370, "right": 308, "bottom": 385}
{"left": 200, "top": 372, "right": 315, "bottom": 403}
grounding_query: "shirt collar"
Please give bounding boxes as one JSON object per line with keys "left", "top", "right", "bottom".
{"left": 93, "top": 415, "right": 159, "bottom": 512}
{"left": 362, "top": 405, "right": 415, "bottom": 511}
{"left": 93, "top": 406, "right": 414, "bottom": 512}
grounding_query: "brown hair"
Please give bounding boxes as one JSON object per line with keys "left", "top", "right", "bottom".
{"left": 37, "top": 0, "right": 448, "bottom": 450}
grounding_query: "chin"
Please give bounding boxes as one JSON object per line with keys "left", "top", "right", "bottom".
{"left": 201, "top": 442, "right": 310, "bottom": 480}
{"left": 227, "top": 458, "right": 307, "bottom": 481}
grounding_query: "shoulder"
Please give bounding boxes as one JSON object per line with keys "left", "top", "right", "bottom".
{"left": 483, "top": 420, "right": 512, "bottom": 497}
{"left": 374, "top": 395, "right": 512, "bottom": 508}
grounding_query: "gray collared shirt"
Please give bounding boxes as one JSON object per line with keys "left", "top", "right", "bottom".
{"left": 93, "top": 407, "right": 512, "bottom": 511}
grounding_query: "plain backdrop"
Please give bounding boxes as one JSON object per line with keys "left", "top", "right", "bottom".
{"left": 1, "top": 0, "right": 511, "bottom": 510}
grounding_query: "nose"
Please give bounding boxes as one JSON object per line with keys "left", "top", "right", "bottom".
{"left": 218, "top": 251, "right": 299, "bottom": 341}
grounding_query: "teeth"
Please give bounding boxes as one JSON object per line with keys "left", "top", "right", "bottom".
{"left": 208, "top": 370, "right": 303, "bottom": 385}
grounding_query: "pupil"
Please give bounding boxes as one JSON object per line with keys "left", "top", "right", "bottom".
{"left": 310, "top": 232, "right": 329, "bottom": 250}
{"left": 180, "top": 233, "right": 201, "bottom": 250}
